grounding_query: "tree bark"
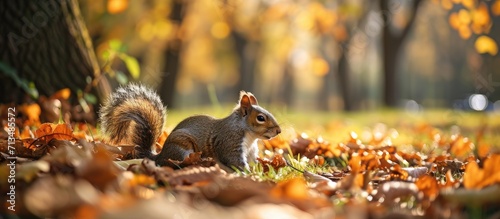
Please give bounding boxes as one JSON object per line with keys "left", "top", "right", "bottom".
{"left": 380, "top": 0, "right": 422, "bottom": 107}
{"left": 0, "top": 0, "right": 108, "bottom": 103}
{"left": 158, "top": 0, "right": 184, "bottom": 108}
{"left": 233, "top": 31, "right": 256, "bottom": 94}
{"left": 336, "top": 49, "right": 354, "bottom": 111}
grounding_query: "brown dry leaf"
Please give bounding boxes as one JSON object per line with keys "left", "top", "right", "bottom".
{"left": 477, "top": 142, "right": 491, "bottom": 158}
{"left": 34, "top": 123, "right": 53, "bottom": 139}
{"left": 202, "top": 176, "right": 273, "bottom": 206}
{"left": 289, "top": 133, "right": 313, "bottom": 157}
{"left": 156, "top": 130, "right": 169, "bottom": 151}
{"left": 271, "top": 177, "right": 332, "bottom": 212}
{"left": 165, "top": 152, "right": 216, "bottom": 169}
{"left": 126, "top": 174, "right": 156, "bottom": 188}
{"left": 52, "top": 123, "right": 74, "bottom": 140}
{"left": 257, "top": 154, "right": 287, "bottom": 172}
{"left": 303, "top": 170, "right": 332, "bottom": 185}
{"left": 449, "top": 136, "right": 474, "bottom": 159}
{"left": 73, "top": 131, "right": 88, "bottom": 140}
{"left": 336, "top": 172, "right": 363, "bottom": 191}
{"left": 349, "top": 153, "right": 361, "bottom": 173}
{"left": 463, "top": 159, "right": 482, "bottom": 189}
{"left": 271, "top": 177, "right": 309, "bottom": 200}
{"left": 74, "top": 204, "right": 100, "bottom": 219}
{"left": 20, "top": 126, "right": 33, "bottom": 139}
{"left": 440, "top": 170, "right": 460, "bottom": 188}
{"left": 19, "top": 103, "right": 42, "bottom": 126}
{"left": 402, "top": 167, "right": 428, "bottom": 179}
{"left": 373, "top": 181, "right": 419, "bottom": 203}
{"left": 415, "top": 175, "right": 439, "bottom": 200}
{"left": 24, "top": 176, "right": 100, "bottom": 217}
{"left": 164, "top": 166, "right": 226, "bottom": 187}
{"left": 389, "top": 164, "right": 409, "bottom": 181}
{"left": 40, "top": 142, "right": 92, "bottom": 174}
{"left": 78, "top": 147, "right": 121, "bottom": 191}
{"left": 0, "top": 139, "right": 46, "bottom": 159}
{"left": 464, "top": 154, "right": 500, "bottom": 189}
{"left": 262, "top": 134, "right": 289, "bottom": 151}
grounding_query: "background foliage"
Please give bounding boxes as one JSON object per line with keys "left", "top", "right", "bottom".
{"left": 80, "top": 0, "right": 500, "bottom": 111}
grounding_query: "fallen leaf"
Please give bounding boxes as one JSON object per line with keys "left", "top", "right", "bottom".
{"left": 463, "top": 154, "right": 500, "bottom": 189}
{"left": 52, "top": 123, "right": 74, "bottom": 140}
{"left": 373, "top": 181, "right": 419, "bottom": 203}
{"left": 415, "top": 175, "right": 439, "bottom": 200}
{"left": 257, "top": 154, "right": 287, "bottom": 172}
{"left": 271, "top": 177, "right": 309, "bottom": 200}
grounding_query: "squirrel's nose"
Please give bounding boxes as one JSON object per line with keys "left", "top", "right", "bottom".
{"left": 276, "top": 127, "right": 281, "bottom": 135}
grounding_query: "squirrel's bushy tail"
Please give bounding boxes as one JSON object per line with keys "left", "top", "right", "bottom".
{"left": 99, "top": 84, "right": 165, "bottom": 159}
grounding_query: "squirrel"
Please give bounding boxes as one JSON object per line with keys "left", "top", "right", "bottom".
{"left": 99, "top": 84, "right": 281, "bottom": 171}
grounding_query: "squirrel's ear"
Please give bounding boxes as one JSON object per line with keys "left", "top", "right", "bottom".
{"left": 238, "top": 92, "right": 252, "bottom": 116}
{"left": 247, "top": 92, "right": 258, "bottom": 105}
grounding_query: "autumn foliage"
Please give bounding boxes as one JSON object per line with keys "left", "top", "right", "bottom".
{"left": 1, "top": 102, "right": 500, "bottom": 218}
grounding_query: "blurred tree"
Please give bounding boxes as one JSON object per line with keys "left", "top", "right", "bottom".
{"left": 331, "top": 1, "right": 375, "bottom": 111}
{"left": 0, "top": 0, "right": 110, "bottom": 103}
{"left": 438, "top": 0, "right": 500, "bottom": 100}
{"left": 158, "top": 0, "right": 184, "bottom": 108}
{"left": 380, "top": 0, "right": 423, "bottom": 107}
{"left": 233, "top": 31, "right": 257, "bottom": 95}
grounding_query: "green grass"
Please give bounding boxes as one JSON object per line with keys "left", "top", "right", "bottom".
{"left": 164, "top": 106, "right": 500, "bottom": 179}
{"left": 165, "top": 106, "right": 500, "bottom": 147}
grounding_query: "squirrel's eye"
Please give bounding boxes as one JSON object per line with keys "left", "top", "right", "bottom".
{"left": 256, "top": 114, "right": 266, "bottom": 123}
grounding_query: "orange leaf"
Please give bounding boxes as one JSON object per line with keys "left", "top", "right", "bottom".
{"left": 20, "top": 127, "right": 33, "bottom": 139}
{"left": 416, "top": 175, "right": 439, "bottom": 200}
{"left": 450, "top": 136, "right": 474, "bottom": 159}
{"left": 258, "top": 154, "right": 287, "bottom": 172}
{"left": 156, "top": 130, "right": 169, "bottom": 151}
{"left": 477, "top": 142, "right": 490, "bottom": 158}
{"left": 441, "top": 169, "right": 460, "bottom": 188}
{"left": 51, "top": 88, "right": 71, "bottom": 100}
{"left": 349, "top": 153, "right": 361, "bottom": 173}
{"left": 35, "top": 123, "right": 53, "bottom": 139}
{"left": 464, "top": 154, "right": 500, "bottom": 189}
{"left": 52, "top": 123, "right": 74, "bottom": 140}
{"left": 271, "top": 178, "right": 309, "bottom": 200}
{"left": 20, "top": 103, "right": 41, "bottom": 125}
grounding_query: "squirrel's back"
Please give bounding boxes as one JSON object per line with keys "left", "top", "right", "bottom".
{"left": 99, "top": 84, "right": 165, "bottom": 156}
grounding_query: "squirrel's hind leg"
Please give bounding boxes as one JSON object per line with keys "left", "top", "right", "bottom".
{"left": 155, "top": 129, "right": 198, "bottom": 166}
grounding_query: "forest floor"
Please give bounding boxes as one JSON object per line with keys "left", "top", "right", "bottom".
{"left": 1, "top": 106, "right": 500, "bottom": 218}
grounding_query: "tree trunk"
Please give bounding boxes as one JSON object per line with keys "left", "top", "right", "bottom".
{"left": 0, "top": 0, "right": 108, "bottom": 103}
{"left": 233, "top": 31, "right": 256, "bottom": 94}
{"left": 337, "top": 49, "right": 354, "bottom": 111}
{"left": 158, "top": 0, "right": 184, "bottom": 108}
{"left": 282, "top": 63, "right": 294, "bottom": 107}
{"left": 380, "top": 0, "right": 422, "bottom": 107}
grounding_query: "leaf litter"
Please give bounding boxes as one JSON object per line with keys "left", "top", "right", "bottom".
{"left": 1, "top": 110, "right": 500, "bottom": 218}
